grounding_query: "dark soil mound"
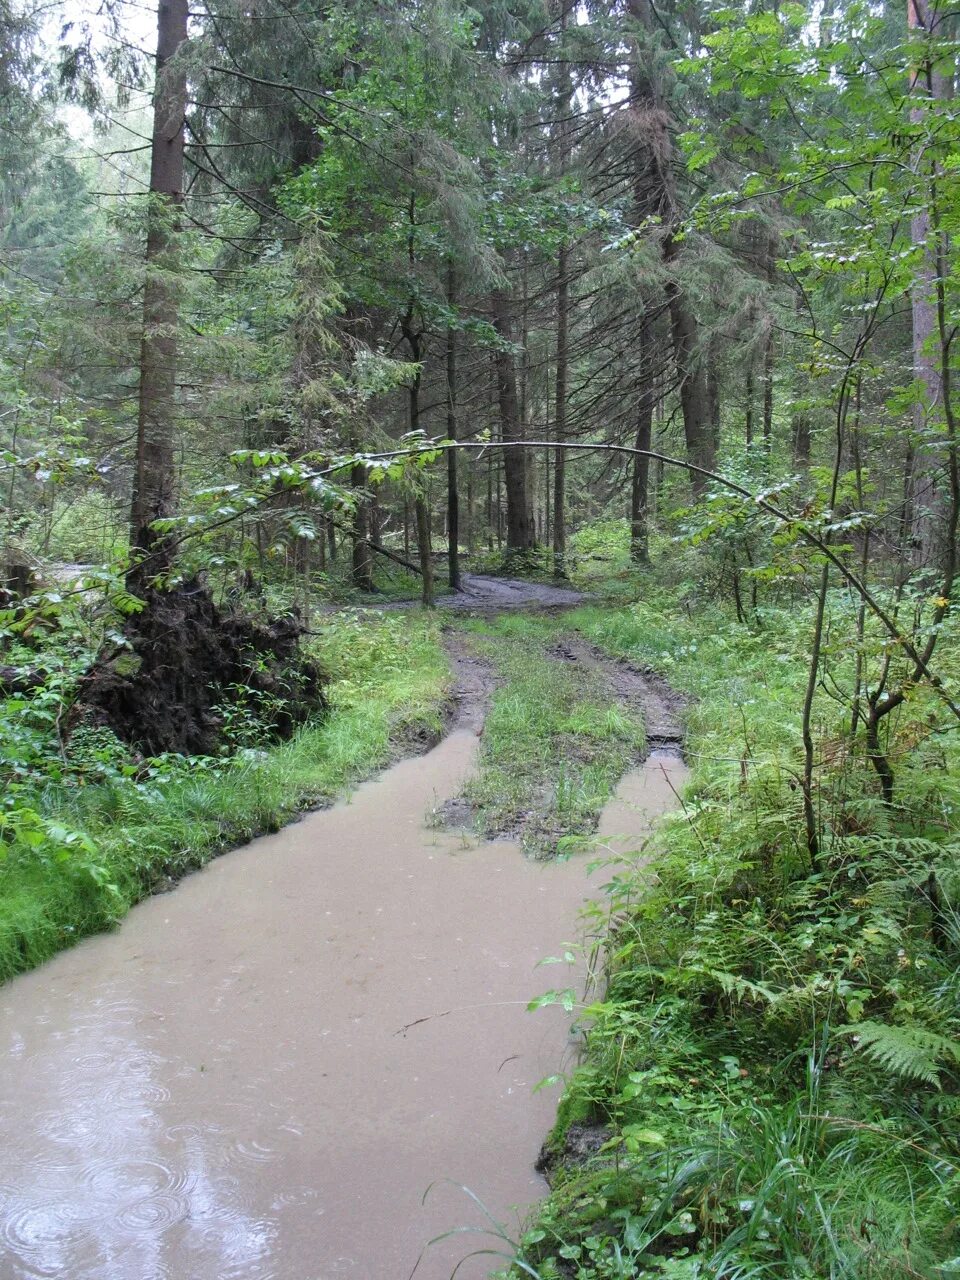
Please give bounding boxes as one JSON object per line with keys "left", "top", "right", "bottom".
{"left": 76, "top": 579, "right": 327, "bottom": 756}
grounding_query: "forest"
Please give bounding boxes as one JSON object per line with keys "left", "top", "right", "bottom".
{"left": 1, "top": 0, "right": 959, "bottom": 1274}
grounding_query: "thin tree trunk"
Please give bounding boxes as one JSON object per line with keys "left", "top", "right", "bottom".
{"left": 415, "top": 495, "right": 434, "bottom": 607}
{"left": 446, "top": 263, "right": 461, "bottom": 590}
{"left": 630, "top": 323, "right": 654, "bottom": 563}
{"left": 745, "top": 360, "right": 754, "bottom": 446}
{"left": 486, "top": 451, "right": 494, "bottom": 551}
{"left": 552, "top": 0, "right": 571, "bottom": 578}
{"left": 792, "top": 411, "right": 811, "bottom": 464}
{"left": 491, "top": 288, "right": 537, "bottom": 553}
{"left": 706, "top": 336, "right": 721, "bottom": 452}
{"left": 908, "top": 0, "right": 953, "bottom": 570}
{"left": 553, "top": 239, "right": 569, "bottom": 577}
{"left": 130, "top": 0, "right": 188, "bottom": 578}
{"left": 465, "top": 460, "right": 474, "bottom": 555}
{"left": 351, "top": 459, "right": 373, "bottom": 590}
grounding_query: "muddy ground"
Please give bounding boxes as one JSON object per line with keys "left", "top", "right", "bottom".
{"left": 437, "top": 610, "right": 687, "bottom": 849}
{"left": 545, "top": 635, "right": 685, "bottom": 751}
{"left": 443, "top": 573, "right": 587, "bottom": 611}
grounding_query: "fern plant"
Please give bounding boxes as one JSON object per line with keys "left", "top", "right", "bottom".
{"left": 836, "top": 1022, "right": 960, "bottom": 1088}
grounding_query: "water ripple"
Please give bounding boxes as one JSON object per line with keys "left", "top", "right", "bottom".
{"left": 114, "top": 1191, "right": 189, "bottom": 1233}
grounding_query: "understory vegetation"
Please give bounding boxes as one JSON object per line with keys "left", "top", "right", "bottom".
{"left": 2, "top": 0, "right": 960, "bottom": 1272}
{"left": 497, "top": 564, "right": 960, "bottom": 1280}
{"left": 0, "top": 610, "right": 447, "bottom": 982}
{"left": 452, "top": 614, "right": 646, "bottom": 856}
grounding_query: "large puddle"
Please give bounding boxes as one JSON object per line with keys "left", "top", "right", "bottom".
{"left": 0, "top": 730, "right": 687, "bottom": 1280}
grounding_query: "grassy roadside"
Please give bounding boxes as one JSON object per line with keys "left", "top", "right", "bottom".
{"left": 450, "top": 613, "right": 646, "bottom": 857}
{"left": 0, "top": 610, "right": 448, "bottom": 984}
{"left": 502, "top": 588, "right": 960, "bottom": 1280}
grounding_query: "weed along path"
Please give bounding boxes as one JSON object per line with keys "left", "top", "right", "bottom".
{"left": 0, "top": 611, "right": 688, "bottom": 1280}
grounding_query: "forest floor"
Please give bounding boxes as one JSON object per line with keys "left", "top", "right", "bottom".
{"left": 0, "top": 593, "right": 693, "bottom": 1280}
{"left": 3, "top": 568, "right": 957, "bottom": 1278}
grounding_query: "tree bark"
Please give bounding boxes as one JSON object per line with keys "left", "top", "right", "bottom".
{"left": 792, "top": 411, "right": 811, "bottom": 464}
{"left": 628, "top": 0, "right": 715, "bottom": 497}
{"left": 762, "top": 331, "right": 774, "bottom": 446}
{"left": 745, "top": 359, "right": 754, "bottom": 446}
{"left": 907, "top": 0, "right": 954, "bottom": 571}
{"left": 664, "top": 253, "right": 715, "bottom": 491}
{"left": 630, "top": 322, "right": 654, "bottom": 562}
{"left": 415, "top": 495, "right": 434, "bottom": 607}
{"left": 351, "top": 459, "right": 373, "bottom": 591}
{"left": 706, "top": 335, "right": 721, "bottom": 452}
{"left": 446, "top": 262, "right": 461, "bottom": 590}
{"left": 130, "top": 0, "right": 189, "bottom": 577}
{"left": 553, "top": 239, "right": 569, "bottom": 577}
{"left": 491, "top": 288, "right": 537, "bottom": 552}
{"left": 552, "top": 0, "right": 572, "bottom": 578}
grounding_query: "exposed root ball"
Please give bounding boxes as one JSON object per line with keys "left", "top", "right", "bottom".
{"left": 76, "top": 579, "right": 327, "bottom": 756}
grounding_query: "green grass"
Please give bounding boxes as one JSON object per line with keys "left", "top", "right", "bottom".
{"left": 454, "top": 613, "right": 646, "bottom": 857}
{"left": 0, "top": 609, "right": 449, "bottom": 984}
{"left": 502, "top": 585, "right": 960, "bottom": 1280}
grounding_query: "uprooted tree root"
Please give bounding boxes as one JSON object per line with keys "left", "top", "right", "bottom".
{"left": 74, "top": 578, "right": 327, "bottom": 756}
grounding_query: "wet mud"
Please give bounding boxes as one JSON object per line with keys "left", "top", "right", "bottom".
{"left": 442, "top": 575, "right": 586, "bottom": 613}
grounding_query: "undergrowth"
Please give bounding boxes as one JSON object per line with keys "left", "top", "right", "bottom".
{"left": 0, "top": 609, "right": 448, "bottom": 983}
{"left": 499, "top": 585, "right": 960, "bottom": 1280}
{"left": 453, "top": 614, "right": 645, "bottom": 857}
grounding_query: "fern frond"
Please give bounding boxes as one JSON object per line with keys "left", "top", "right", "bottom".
{"left": 837, "top": 1021, "right": 960, "bottom": 1088}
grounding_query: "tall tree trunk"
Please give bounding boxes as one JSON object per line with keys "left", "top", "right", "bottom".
{"left": 792, "top": 411, "right": 811, "bottom": 464}
{"left": 415, "top": 494, "right": 434, "bottom": 607}
{"left": 351, "top": 458, "right": 373, "bottom": 590}
{"left": 745, "top": 359, "right": 754, "bottom": 446}
{"left": 465, "top": 460, "right": 474, "bottom": 555}
{"left": 665, "top": 254, "right": 715, "bottom": 491}
{"left": 552, "top": 0, "right": 572, "bottom": 579}
{"left": 402, "top": 308, "right": 434, "bottom": 607}
{"left": 446, "top": 263, "right": 461, "bottom": 590}
{"left": 553, "top": 240, "right": 569, "bottom": 577}
{"left": 130, "top": 0, "right": 188, "bottom": 578}
{"left": 628, "top": 0, "right": 715, "bottom": 497}
{"left": 908, "top": 0, "right": 954, "bottom": 571}
{"left": 762, "top": 234, "right": 777, "bottom": 448}
{"left": 630, "top": 321, "right": 654, "bottom": 562}
{"left": 491, "top": 288, "right": 537, "bottom": 553}
{"left": 706, "top": 335, "right": 721, "bottom": 451}
{"left": 762, "top": 332, "right": 774, "bottom": 446}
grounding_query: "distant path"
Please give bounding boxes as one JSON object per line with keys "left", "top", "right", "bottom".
{"left": 443, "top": 573, "right": 586, "bottom": 610}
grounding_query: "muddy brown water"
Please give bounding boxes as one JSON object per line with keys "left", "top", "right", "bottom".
{"left": 0, "top": 733, "right": 687, "bottom": 1280}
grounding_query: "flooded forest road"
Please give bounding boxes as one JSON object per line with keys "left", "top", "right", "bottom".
{"left": 0, "top": 590, "right": 688, "bottom": 1280}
